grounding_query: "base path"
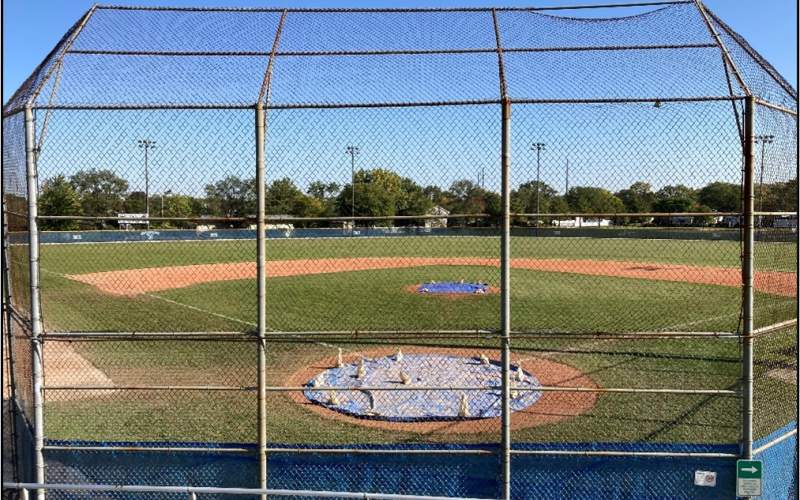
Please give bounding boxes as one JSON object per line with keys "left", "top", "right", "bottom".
{"left": 67, "top": 257, "right": 797, "bottom": 298}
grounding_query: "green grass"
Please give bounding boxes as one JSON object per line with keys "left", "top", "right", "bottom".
{"left": 35, "top": 236, "right": 796, "bottom": 447}
{"left": 38, "top": 235, "right": 798, "bottom": 274}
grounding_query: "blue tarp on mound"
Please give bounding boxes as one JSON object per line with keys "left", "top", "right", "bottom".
{"left": 304, "top": 354, "right": 540, "bottom": 421}
{"left": 417, "top": 282, "right": 490, "bottom": 295}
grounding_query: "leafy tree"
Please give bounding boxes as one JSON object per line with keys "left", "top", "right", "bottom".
{"left": 653, "top": 185, "right": 697, "bottom": 213}
{"left": 335, "top": 169, "right": 422, "bottom": 225}
{"left": 307, "top": 181, "right": 341, "bottom": 200}
{"left": 565, "top": 186, "right": 624, "bottom": 214}
{"left": 422, "top": 185, "right": 446, "bottom": 204}
{"left": 151, "top": 194, "right": 195, "bottom": 229}
{"left": 760, "top": 178, "right": 798, "bottom": 212}
{"left": 291, "top": 195, "right": 326, "bottom": 222}
{"left": 204, "top": 176, "right": 255, "bottom": 218}
{"left": 548, "top": 196, "right": 570, "bottom": 217}
{"left": 267, "top": 178, "right": 305, "bottom": 215}
{"left": 189, "top": 197, "right": 207, "bottom": 217}
{"left": 397, "top": 177, "right": 433, "bottom": 222}
{"left": 265, "top": 177, "right": 327, "bottom": 226}
{"left": 616, "top": 182, "right": 655, "bottom": 214}
{"left": 162, "top": 194, "right": 194, "bottom": 218}
{"left": 124, "top": 191, "right": 147, "bottom": 213}
{"left": 69, "top": 168, "right": 128, "bottom": 217}
{"left": 444, "top": 179, "right": 501, "bottom": 225}
{"left": 38, "top": 175, "right": 82, "bottom": 230}
{"left": 512, "top": 181, "right": 559, "bottom": 214}
{"left": 698, "top": 182, "right": 740, "bottom": 212}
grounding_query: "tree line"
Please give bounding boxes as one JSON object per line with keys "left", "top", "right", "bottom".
{"left": 38, "top": 168, "right": 797, "bottom": 230}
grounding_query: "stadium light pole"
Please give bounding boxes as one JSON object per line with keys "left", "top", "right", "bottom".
{"left": 754, "top": 134, "right": 774, "bottom": 221}
{"left": 137, "top": 139, "right": 156, "bottom": 229}
{"left": 346, "top": 146, "right": 360, "bottom": 235}
{"left": 531, "top": 143, "right": 545, "bottom": 227}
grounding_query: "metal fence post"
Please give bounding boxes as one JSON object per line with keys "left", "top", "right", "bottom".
{"left": 500, "top": 98, "right": 512, "bottom": 500}
{"left": 24, "top": 106, "right": 46, "bottom": 499}
{"left": 2, "top": 197, "right": 21, "bottom": 484}
{"left": 255, "top": 103, "right": 268, "bottom": 499}
{"left": 741, "top": 95, "right": 755, "bottom": 461}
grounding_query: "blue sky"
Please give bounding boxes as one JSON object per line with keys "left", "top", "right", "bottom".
{"left": 2, "top": 1, "right": 796, "bottom": 198}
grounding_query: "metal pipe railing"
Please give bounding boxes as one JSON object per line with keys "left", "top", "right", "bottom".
{"left": 30, "top": 210, "right": 796, "bottom": 222}
{"left": 1, "top": 197, "right": 21, "bottom": 484}
{"left": 2, "top": 483, "right": 489, "bottom": 500}
{"left": 40, "top": 385, "right": 740, "bottom": 395}
{"left": 35, "top": 445, "right": 741, "bottom": 459}
{"left": 64, "top": 43, "right": 718, "bottom": 58}
{"left": 752, "top": 428, "right": 798, "bottom": 455}
{"left": 39, "top": 329, "right": 741, "bottom": 340}
{"left": 24, "top": 106, "right": 46, "bottom": 500}
{"left": 92, "top": 1, "right": 693, "bottom": 13}
{"left": 740, "top": 95, "right": 756, "bottom": 462}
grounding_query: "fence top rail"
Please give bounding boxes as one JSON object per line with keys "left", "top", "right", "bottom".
{"left": 65, "top": 43, "right": 719, "bottom": 58}
{"left": 27, "top": 96, "right": 745, "bottom": 112}
{"left": 2, "top": 483, "right": 489, "bottom": 500}
{"left": 94, "top": 2, "right": 692, "bottom": 13}
{"left": 33, "top": 210, "right": 799, "bottom": 222}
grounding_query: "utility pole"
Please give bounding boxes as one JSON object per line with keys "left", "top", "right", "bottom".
{"left": 565, "top": 158, "right": 570, "bottom": 195}
{"left": 137, "top": 139, "right": 156, "bottom": 229}
{"left": 754, "top": 134, "right": 774, "bottom": 222}
{"left": 161, "top": 189, "right": 173, "bottom": 218}
{"left": 531, "top": 142, "right": 545, "bottom": 227}
{"left": 346, "top": 146, "right": 359, "bottom": 235}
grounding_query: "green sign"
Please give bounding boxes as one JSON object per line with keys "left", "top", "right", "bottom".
{"left": 736, "top": 460, "right": 762, "bottom": 497}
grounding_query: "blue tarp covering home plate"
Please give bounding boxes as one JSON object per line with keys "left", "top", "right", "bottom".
{"left": 304, "top": 354, "right": 541, "bottom": 421}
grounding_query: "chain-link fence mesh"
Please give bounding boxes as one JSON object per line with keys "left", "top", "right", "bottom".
{"left": 2, "top": 2, "right": 798, "bottom": 499}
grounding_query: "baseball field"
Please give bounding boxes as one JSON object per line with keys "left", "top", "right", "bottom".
{"left": 28, "top": 234, "right": 797, "bottom": 449}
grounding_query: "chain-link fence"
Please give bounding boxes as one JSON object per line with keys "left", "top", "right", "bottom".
{"left": 2, "top": 2, "right": 797, "bottom": 499}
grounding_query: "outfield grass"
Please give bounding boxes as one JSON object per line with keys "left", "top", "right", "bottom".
{"left": 34, "top": 235, "right": 796, "bottom": 447}
{"left": 37, "top": 235, "right": 797, "bottom": 274}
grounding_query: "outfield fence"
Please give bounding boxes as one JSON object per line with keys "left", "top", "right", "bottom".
{"left": 2, "top": 1, "right": 798, "bottom": 499}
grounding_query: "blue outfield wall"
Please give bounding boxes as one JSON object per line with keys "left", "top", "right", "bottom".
{"left": 754, "top": 422, "right": 798, "bottom": 500}
{"left": 25, "top": 226, "right": 797, "bottom": 246}
{"left": 39, "top": 426, "right": 796, "bottom": 500}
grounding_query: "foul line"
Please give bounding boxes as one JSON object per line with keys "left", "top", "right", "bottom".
{"left": 143, "top": 292, "right": 256, "bottom": 328}
{"left": 143, "top": 293, "right": 342, "bottom": 351}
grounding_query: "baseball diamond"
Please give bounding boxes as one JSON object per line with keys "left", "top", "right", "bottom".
{"left": 2, "top": 1, "right": 797, "bottom": 499}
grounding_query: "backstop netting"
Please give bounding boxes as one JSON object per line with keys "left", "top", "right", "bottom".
{"left": 2, "top": 2, "right": 797, "bottom": 499}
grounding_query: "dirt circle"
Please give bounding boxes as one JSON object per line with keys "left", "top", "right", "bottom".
{"left": 286, "top": 346, "right": 597, "bottom": 434}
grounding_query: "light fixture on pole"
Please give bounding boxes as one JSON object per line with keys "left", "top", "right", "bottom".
{"left": 137, "top": 139, "right": 156, "bottom": 229}
{"left": 345, "top": 145, "right": 360, "bottom": 235}
{"left": 531, "top": 142, "right": 545, "bottom": 227}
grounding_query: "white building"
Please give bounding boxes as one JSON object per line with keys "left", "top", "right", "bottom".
{"left": 117, "top": 213, "right": 148, "bottom": 230}
{"left": 552, "top": 216, "right": 611, "bottom": 228}
{"left": 425, "top": 205, "right": 450, "bottom": 229}
{"left": 773, "top": 216, "right": 798, "bottom": 229}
